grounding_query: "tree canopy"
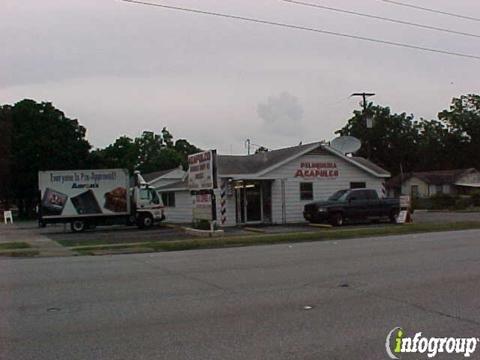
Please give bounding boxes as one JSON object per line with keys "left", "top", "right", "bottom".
{"left": 335, "top": 94, "right": 480, "bottom": 176}
{"left": 1, "top": 99, "right": 92, "bottom": 215}
{"left": 0, "top": 100, "right": 201, "bottom": 216}
{"left": 92, "top": 128, "right": 201, "bottom": 174}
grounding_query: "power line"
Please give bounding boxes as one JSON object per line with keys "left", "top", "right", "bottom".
{"left": 381, "top": 0, "right": 480, "bottom": 22}
{"left": 281, "top": 0, "right": 480, "bottom": 39}
{"left": 119, "top": 0, "right": 480, "bottom": 61}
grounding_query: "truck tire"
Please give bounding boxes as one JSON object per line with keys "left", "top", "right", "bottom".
{"left": 71, "top": 220, "right": 86, "bottom": 232}
{"left": 138, "top": 214, "right": 154, "bottom": 229}
{"left": 329, "top": 213, "right": 344, "bottom": 227}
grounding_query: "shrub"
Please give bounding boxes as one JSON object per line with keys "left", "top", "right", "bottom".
{"left": 471, "top": 191, "right": 480, "bottom": 207}
{"left": 193, "top": 219, "right": 218, "bottom": 231}
{"left": 430, "top": 193, "right": 456, "bottom": 210}
{"left": 454, "top": 196, "right": 473, "bottom": 210}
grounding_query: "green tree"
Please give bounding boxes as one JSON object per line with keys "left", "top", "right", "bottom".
{"left": 336, "top": 104, "right": 420, "bottom": 175}
{"left": 91, "top": 136, "right": 138, "bottom": 173}
{"left": 438, "top": 94, "right": 480, "bottom": 169}
{"left": 255, "top": 146, "right": 269, "bottom": 154}
{"left": 161, "top": 127, "right": 174, "bottom": 148}
{"left": 6, "top": 99, "right": 91, "bottom": 216}
{"left": 0, "top": 105, "right": 13, "bottom": 207}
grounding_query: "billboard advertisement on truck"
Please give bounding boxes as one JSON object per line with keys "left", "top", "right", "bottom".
{"left": 38, "top": 169, "right": 130, "bottom": 219}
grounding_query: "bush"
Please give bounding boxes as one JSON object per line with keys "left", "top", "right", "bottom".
{"left": 411, "top": 197, "right": 432, "bottom": 210}
{"left": 471, "top": 191, "right": 480, "bottom": 207}
{"left": 454, "top": 196, "right": 473, "bottom": 210}
{"left": 430, "top": 193, "right": 456, "bottom": 210}
{"left": 193, "top": 219, "right": 218, "bottom": 231}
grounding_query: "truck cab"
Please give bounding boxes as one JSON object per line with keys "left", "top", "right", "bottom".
{"left": 132, "top": 186, "right": 165, "bottom": 228}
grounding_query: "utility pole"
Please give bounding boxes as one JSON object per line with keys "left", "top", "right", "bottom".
{"left": 351, "top": 92, "right": 375, "bottom": 159}
{"left": 351, "top": 92, "right": 375, "bottom": 115}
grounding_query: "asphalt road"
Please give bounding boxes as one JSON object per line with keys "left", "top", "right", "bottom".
{"left": 2, "top": 230, "right": 480, "bottom": 359}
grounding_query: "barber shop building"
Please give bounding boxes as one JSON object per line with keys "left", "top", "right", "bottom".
{"left": 147, "top": 142, "right": 391, "bottom": 226}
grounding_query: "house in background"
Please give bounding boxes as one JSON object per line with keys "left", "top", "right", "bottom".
{"left": 143, "top": 166, "right": 191, "bottom": 223}
{"left": 387, "top": 168, "right": 480, "bottom": 198}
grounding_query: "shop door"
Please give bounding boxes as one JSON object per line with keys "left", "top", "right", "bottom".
{"left": 245, "top": 185, "right": 262, "bottom": 223}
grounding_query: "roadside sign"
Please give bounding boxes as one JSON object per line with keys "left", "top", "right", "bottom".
{"left": 192, "top": 193, "right": 213, "bottom": 221}
{"left": 400, "top": 195, "right": 411, "bottom": 208}
{"left": 396, "top": 210, "right": 408, "bottom": 224}
{"left": 188, "top": 150, "right": 218, "bottom": 191}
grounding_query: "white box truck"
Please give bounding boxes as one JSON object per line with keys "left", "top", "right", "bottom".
{"left": 38, "top": 169, "right": 165, "bottom": 232}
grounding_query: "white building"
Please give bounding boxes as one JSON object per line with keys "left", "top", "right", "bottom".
{"left": 386, "top": 168, "right": 480, "bottom": 198}
{"left": 147, "top": 142, "right": 391, "bottom": 226}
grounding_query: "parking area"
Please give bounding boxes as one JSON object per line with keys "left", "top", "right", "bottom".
{"left": 2, "top": 210, "right": 480, "bottom": 252}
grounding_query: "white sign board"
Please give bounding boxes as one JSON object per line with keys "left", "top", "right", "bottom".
{"left": 192, "top": 193, "right": 213, "bottom": 221}
{"left": 38, "top": 169, "right": 130, "bottom": 219}
{"left": 396, "top": 210, "right": 408, "bottom": 224}
{"left": 188, "top": 150, "right": 217, "bottom": 190}
{"left": 400, "top": 195, "right": 411, "bottom": 208}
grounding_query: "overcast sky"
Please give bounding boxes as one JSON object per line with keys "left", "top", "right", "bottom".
{"left": 1, "top": 0, "right": 479, "bottom": 154}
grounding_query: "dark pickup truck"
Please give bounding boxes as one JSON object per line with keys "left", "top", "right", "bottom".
{"left": 303, "top": 189, "right": 400, "bottom": 226}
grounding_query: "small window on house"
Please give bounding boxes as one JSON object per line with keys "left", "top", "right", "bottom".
{"left": 300, "top": 183, "right": 313, "bottom": 201}
{"left": 436, "top": 185, "right": 443, "bottom": 194}
{"left": 411, "top": 185, "right": 419, "bottom": 198}
{"left": 350, "top": 182, "right": 366, "bottom": 189}
{"left": 161, "top": 192, "right": 176, "bottom": 207}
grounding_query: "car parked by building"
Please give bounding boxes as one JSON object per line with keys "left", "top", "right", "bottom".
{"left": 303, "top": 188, "right": 400, "bottom": 226}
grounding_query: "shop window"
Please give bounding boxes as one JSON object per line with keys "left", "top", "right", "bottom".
{"left": 161, "top": 192, "right": 176, "bottom": 207}
{"left": 300, "top": 183, "right": 313, "bottom": 201}
{"left": 350, "top": 182, "right": 366, "bottom": 189}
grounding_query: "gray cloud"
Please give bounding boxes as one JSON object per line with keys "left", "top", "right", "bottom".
{"left": 257, "top": 92, "right": 304, "bottom": 136}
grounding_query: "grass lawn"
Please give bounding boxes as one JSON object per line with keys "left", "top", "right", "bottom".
{"left": 69, "top": 221, "right": 480, "bottom": 255}
{"left": 0, "top": 249, "right": 39, "bottom": 257}
{"left": 0, "top": 242, "right": 31, "bottom": 250}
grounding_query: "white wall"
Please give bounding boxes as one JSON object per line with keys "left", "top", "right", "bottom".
{"left": 265, "top": 154, "right": 384, "bottom": 224}
{"left": 163, "top": 191, "right": 192, "bottom": 224}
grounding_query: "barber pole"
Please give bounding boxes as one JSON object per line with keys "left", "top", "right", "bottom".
{"left": 220, "top": 180, "right": 227, "bottom": 225}
{"left": 381, "top": 181, "right": 386, "bottom": 197}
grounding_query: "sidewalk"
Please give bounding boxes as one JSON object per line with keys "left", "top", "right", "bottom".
{"left": 0, "top": 222, "right": 75, "bottom": 257}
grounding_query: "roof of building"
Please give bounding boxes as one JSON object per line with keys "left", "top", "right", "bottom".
{"left": 387, "top": 168, "right": 476, "bottom": 188}
{"left": 217, "top": 142, "right": 390, "bottom": 178}
{"left": 217, "top": 143, "right": 316, "bottom": 175}
{"left": 155, "top": 180, "right": 189, "bottom": 192}
{"left": 143, "top": 167, "right": 184, "bottom": 183}
{"left": 349, "top": 156, "right": 391, "bottom": 177}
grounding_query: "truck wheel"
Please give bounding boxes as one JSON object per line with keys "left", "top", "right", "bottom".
{"left": 330, "top": 213, "right": 344, "bottom": 227}
{"left": 126, "top": 215, "right": 136, "bottom": 226}
{"left": 71, "top": 220, "right": 86, "bottom": 233}
{"left": 138, "top": 214, "right": 154, "bottom": 229}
